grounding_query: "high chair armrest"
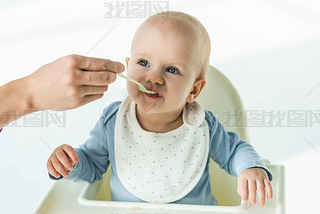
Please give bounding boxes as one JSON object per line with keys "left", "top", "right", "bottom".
{"left": 263, "top": 159, "right": 271, "bottom": 164}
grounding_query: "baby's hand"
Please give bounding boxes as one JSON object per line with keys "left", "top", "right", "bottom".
{"left": 237, "top": 167, "right": 273, "bottom": 206}
{"left": 47, "top": 144, "right": 78, "bottom": 178}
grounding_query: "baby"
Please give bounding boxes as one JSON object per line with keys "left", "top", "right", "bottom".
{"left": 47, "top": 11, "right": 273, "bottom": 206}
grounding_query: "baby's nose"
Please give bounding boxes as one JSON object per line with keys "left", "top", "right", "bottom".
{"left": 145, "top": 69, "right": 164, "bottom": 85}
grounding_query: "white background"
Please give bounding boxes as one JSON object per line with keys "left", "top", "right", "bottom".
{"left": 0, "top": 0, "right": 319, "bottom": 213}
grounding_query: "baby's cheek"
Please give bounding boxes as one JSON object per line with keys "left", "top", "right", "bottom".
{"left": 127, "top": 81, "right": 136, "bottom": 93}
{"left": 127, "top": 81, "right": 140, "bottom": 99}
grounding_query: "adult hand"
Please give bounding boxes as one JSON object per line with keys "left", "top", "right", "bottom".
{"left": 26, "top": 54, "right": 125, "bottom": 110}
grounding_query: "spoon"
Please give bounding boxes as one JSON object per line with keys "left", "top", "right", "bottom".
{"left": 117, "top": 58, "right": 157, "bottom": 94}
{"left": 117, "top": 73, "right": 157, "bottom": 94}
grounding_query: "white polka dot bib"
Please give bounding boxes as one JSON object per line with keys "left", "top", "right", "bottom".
{"left": 114, "top": 97, "right": 209, "bottom": 203}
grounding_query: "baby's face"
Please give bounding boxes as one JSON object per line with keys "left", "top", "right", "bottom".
{"left": 127, "top": 23, "right": 204, "bottom": 115}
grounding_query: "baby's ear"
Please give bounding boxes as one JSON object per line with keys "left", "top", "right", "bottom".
{"left": 186, "top": 78, "right": 206, "bottom": 102}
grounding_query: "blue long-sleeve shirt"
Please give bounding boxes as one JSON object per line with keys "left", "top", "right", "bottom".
{"left": 50, "top": 101, "right": 272, "bottom": 205}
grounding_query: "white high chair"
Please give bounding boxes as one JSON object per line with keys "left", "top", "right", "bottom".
{"left": 34, "top": 66, "right": 285, "bottom": 214}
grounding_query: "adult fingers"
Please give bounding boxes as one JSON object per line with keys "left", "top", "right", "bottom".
{"left": 257, "top": 180, "right": 266, "bottom": 205}
{"left": 80, "top": 85, "right": 109, "bottom": 96}
{"left": 264, "top": 179, "right": 273, "bottom": 199}
{"left": 248, "top": 180, "right": 257, "bottom": 204}
{"left": 73, "top": 55, "right": 125, "bottom": 73}
{"left": 81, "top": 94, "right": 104, "bottom": 106}
{"left": 79, "top": 71, "right": 117, "bottom": 86}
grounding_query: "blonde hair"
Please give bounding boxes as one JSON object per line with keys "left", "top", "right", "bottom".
{"left": 134, "top": 11, "right": 211, "bottom": 79}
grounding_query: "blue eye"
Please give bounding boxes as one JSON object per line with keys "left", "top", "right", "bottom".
{"left": 166, "top": 67, "right": 179, "bottom": 74}
{"left": 138, "top": 60, "right": 149, "bottom": 67}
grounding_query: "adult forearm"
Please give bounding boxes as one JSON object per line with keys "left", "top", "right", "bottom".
{"left": 0, "top": 76, "right": 36, "bottom": 128}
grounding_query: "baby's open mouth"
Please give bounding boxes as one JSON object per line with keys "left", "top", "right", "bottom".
{"left": 144, "top": 92, "right": 160, "bottom": 98}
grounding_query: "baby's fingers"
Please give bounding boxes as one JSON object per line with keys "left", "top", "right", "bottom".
{"left": 62, "top": 145, "right": 78, "bottom": 165}
{"left": 248, "top": 180, "right": 257, "bottom": 204}
{"left": 47, "top": 160, "right": 61, "bottom": 178}
{"left": 56, "top": 149, "right": 74, "bottom": 171}
{"left": 238, "top": 179, "right": 248, "bottom": 201}
{"left": 264, "top": 179, "right": 273, "bottom": 199}
{"left": 257, "top": 180, "right": 266, "bottom": 206}
{"left": 51, "top": 155, "right": 69, "bottom": 177}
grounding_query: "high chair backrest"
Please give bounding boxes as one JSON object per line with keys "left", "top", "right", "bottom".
{"left": 196, "top": 65, "right": 249, "bottom": 206}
